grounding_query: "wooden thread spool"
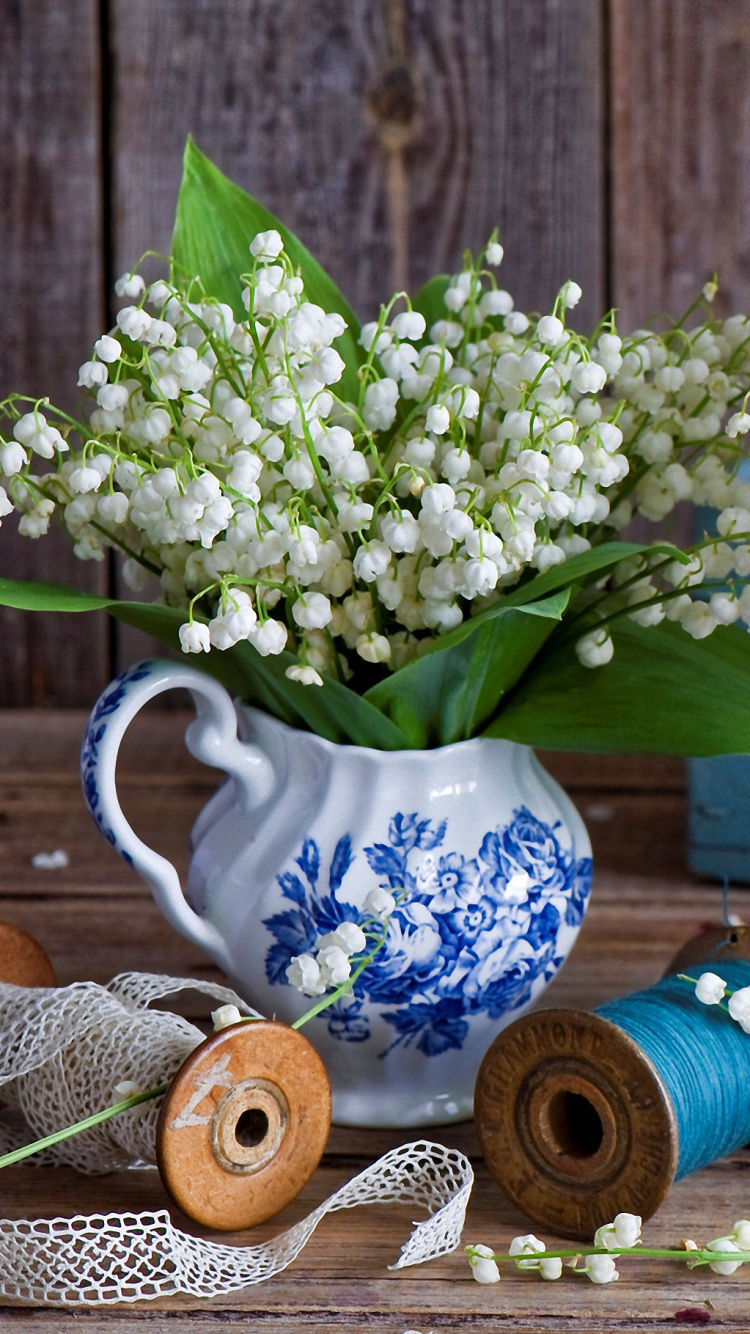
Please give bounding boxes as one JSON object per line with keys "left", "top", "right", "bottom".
{"left": 0, "top": 921, "right": 56, "bottom": 988}
{"left": 666, "top": 923, "right": 750, "bottom": 975}
{"left": 474, "top": 925, "right": 750, "bottom": 1241}
{"left": 0, "top": 928, "right": 329, "bottom": 1232}
{"left": 157, "top": 1019, "right": 331, "bottom": 1231}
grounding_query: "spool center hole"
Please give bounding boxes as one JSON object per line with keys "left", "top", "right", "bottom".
{"left": 545, "top": 1090, "right": 604, "bottom": 1159}
{"left": 234, "top": 1107, "right": 269, "bottom": 1149}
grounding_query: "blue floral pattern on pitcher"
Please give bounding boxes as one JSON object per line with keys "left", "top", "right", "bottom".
{"left": 263, "top": 807, "right": 592, "bottom": 1057}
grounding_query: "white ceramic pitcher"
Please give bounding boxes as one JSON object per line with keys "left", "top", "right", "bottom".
{"left": 82, "top": 658, "right": 592, "bottom": 1127}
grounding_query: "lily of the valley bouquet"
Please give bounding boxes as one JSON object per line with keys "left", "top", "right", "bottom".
{"left": 2, "top": 139, "right": 750, "bottom": 755}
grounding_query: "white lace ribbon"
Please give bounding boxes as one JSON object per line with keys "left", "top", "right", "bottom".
{"left": 0, "top": 974, "right": 473, "bottom": 1305}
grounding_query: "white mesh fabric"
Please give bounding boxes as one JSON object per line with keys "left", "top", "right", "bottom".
{"left": 0, "top": 973, "right": 259, "bottom": 1170}
{"left": 0, "top": 974, "right": 473, "bottom": 1305}
{"left": 0, "top": 1142, "right": 472, "bottom": 1305}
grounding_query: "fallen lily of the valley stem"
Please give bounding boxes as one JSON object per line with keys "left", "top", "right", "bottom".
{"left": 466, "top": 1214, "right": 750, "bottom": 1284}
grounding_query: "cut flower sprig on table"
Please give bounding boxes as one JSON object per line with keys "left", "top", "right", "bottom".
{"left": 0, "top": 889, "right": 397, "bottom": 1175}
{"left": 467, "top": 1214, "right": 750, "bottom": 1285}
{"left": 4, "top": 139, "right": 750, "bottom": 753}
{"left": 684, "top": 970, "right": 750, "bottom": 1030}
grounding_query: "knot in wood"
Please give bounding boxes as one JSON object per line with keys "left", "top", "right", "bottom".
{"left": 367, "top": 63, "right": 420, "bottom": 151}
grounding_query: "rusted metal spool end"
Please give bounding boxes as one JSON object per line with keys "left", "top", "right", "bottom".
{"left": 0, "top": 921, "right": 56, "bottom": 987}
{"left": 157, "top": 1020, "right": 331, "bottom": 1232}
{"left": 665, "top": 924, "right": 750, "bottom": 976}
{"left": 474, "top": 1008, "right": 679, "bottom": 1241}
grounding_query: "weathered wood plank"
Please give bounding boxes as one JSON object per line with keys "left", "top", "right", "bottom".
{"left": 610, "top": 0, "right": 750, "bottom": 330}
{"left": 0, "top": 712, "right": 689, "bottom": 886}
{"left": 0, "top": 875, "right": 720, "bottom": 1007}
{"left": 1, "top": 1150, "right": 749, "bottom": 1327}
{"left": 0, "top": 781, "right": 688, "bottom": 891}
{"left": 0, "top": 883, "right": 744, "bottom": 1324}
{"left": 111, "top": 0, "right": 605, "bottom": 322}
{"left": 0, "top": 709, "right": 685, "bottom": 790}
{"left": 0, "top": 710, "right": 737, "bottom": 1325}
{"left": 0, "top": 0, "right": 110, "bottom": 706}
{"left": 405, "top": 0, "right": 605, "bottom": 329}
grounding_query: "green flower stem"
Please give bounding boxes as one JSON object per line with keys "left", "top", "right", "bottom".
{"left": 587, "top": 459, "right": 651, "bottom": 541}
{"left": 518, "top": 356, "right": 556, "bottom": 413}
{"left": 678, "top": 972, "right": 739, "bottom": 1018}
{"left": 322, "top": 625, "right": 347, "bottom": 684}
{"left": 356, "top": 293, "right": 402, "bottom": 415}
{"left": 247, "top": 323, "right": 271, "bottom": 383}
{"left": 472, "top": 350, "right": 501, "bottom": 453}
{"left": 671, "top": 289, "right": 714, "bottom": 333}
{"left": 183, "top": 310, "right": 246, "bottom": 399}
{"left": 9, "top": 399, "right": 99, "bottom": 446}
{"left": 561, "top": 578, "right": 750, "bottom": 647}
{"left": 467, "top": 1244, "right": 750, "bottom": 1267}
{"left": 21, "top": 475, "right": 71, "bottom": 507}
{"left": 0, "top": 1081, "right": 169, "bottom": 1172}
{"left": 0, "top": 911, "right": 397, "bottom": 1171}
{"left": 562, "top": 529, "right": 750, "bottom": 641}
{"left": 283, "top": 354, "right": 339, "bottom": 517}
{"left": 0, "top": 990, "right": 348, "bottom": 1176}
{"left": 362, "top": 437, "right": 390, "bottom": 484}
{"left": 291, "top": 933, "right": 388, "bottom": 1031}
{"left": 726, "top": 332, "right": 750, "bottom": 375}
{"left": 87, "top": 521, "right": 162, "bottom": 576}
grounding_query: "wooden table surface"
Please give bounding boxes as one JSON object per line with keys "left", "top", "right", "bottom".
{"left": 0, "top": 710, "right": 747, "bottom": 1332}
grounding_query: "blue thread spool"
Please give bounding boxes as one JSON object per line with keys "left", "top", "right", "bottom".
{"left": 474, "top": 927, "right": 750, "bottom": 1240}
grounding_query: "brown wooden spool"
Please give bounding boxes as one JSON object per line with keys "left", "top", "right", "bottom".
{"left": 0, "top": 921, "right": 56, "bottom": 988}
{"left": 665, "top": 923, "right": 750, "bottom": 976}
{"left": 156, "top": 1019, "right": 331, "bottom": 1232}
{"left": 474, "top": 926, "right": 750, "bottom": 1241}
{"left": 475, "top": 1008, "right": 678, "bottom": 1240}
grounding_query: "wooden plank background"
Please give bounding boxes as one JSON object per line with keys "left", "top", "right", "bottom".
{"left": 0, "top": 0, "right": 109, "bottom": 706}
{"left": 3, "top": 0, "right": 750, "bottom": 705}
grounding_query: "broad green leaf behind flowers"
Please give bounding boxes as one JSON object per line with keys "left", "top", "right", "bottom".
{"left": 172, "top": 139, "right": 364, "bottom": 403}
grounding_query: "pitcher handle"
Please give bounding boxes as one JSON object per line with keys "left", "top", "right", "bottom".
{"left": 81, "top": 659, "right": 275, "bottom": 973}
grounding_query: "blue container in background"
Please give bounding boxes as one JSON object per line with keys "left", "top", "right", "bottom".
{"left": 689, "top": 756, "right": 750, "bottom": 882}
{"left": 688, "top": 458, "right": 750, "bottom": 882}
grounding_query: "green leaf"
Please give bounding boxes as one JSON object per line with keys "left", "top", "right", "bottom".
{"left": 500, "top": 540, "right": 685, "bottom": 611}
{"left": 0, "top": 578, "right": 409, "bottom": 750}
{"left": 0, "top": 578, "right": 114, "bottom": 613}
{"left": 488, "top": 618, "right": 750, "bottom": 755}
{"left": 363, "top": 588, "right": 570, "bottom": 748}
{"left": 356, "top": 541, "right": 675, "bottom": 749}
{"left": 111, "top": 602, "right": 409, "bottom": 750}
{"left": 411, "top": 275, "right": 450, "bottom": 333}
{"left": 172, "top": 137, "right": 364, "bottom": 401}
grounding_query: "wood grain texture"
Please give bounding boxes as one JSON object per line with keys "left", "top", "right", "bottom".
{"left": 610, "top": 0, "right": 750, "bottom": 329}
{"left": 107, "top": 0, "right": 605, "bottom": 672}
{"left": 0, "top": 0, "right": 110, "bottom": 706}
{"left": 0, "top": 707, "right": 742, "bottom": 1325}
{"left": 0, "top": 711, "right": 690, "bottom": 894}
{"left": 110, "top": 0, "right": 604, "bottom": 328}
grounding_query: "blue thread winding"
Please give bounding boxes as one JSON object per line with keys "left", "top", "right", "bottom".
{"left": 598, "top": 960, "right": 750, "bottom": 1179}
